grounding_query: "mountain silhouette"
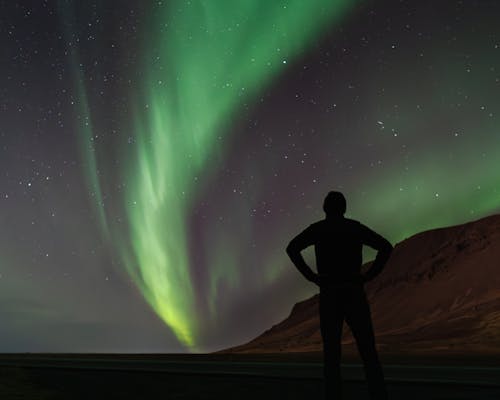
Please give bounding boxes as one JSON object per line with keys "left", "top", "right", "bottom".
{"left": 225, "top": 214, "right": 500, "bottom": 356}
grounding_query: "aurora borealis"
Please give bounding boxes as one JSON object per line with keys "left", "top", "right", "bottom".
{"left": 1, "top": 0, "right": 500, "bottom": 352}
{"left": 118, "top": 0, "right": 355, "bottom": 347}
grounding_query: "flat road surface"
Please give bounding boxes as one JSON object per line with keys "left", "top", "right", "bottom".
{"left": 0, "top": 354, "right": 498, "bottom": 399}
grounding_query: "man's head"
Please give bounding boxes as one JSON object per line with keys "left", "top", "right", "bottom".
{"left": 323, "top": 191, "right": 346, "bottom": 217}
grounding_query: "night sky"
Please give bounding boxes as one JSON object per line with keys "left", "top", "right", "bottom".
{"left": 1, "top": 0, "right": 499, "bottom": 352}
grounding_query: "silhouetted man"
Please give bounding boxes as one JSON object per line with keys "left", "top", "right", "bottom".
{"left": 286, "top": 191, "right": 393, "bottom": 400}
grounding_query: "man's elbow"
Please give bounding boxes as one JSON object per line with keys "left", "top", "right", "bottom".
{"left": 382, "top": 241, "right": 393, "bottom": 256}
{"left": 286, "top": 241, "right": 298, "bottom": 258}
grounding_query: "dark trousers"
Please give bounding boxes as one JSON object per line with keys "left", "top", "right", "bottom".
{"left": 319, "top": 284, "right": 388, "bottom": 400}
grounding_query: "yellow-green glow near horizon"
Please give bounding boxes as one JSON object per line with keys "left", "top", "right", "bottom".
{"left": 111, "top": 1, "right": 354, "bottom": 347}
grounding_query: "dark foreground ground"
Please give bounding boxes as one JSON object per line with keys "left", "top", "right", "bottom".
{"left": 0, "top": 353, "right": 498, "bottom": 399}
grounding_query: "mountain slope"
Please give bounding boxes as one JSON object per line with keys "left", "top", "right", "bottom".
{"left": 224, "top": 214, "right": 500, "bottom": 355}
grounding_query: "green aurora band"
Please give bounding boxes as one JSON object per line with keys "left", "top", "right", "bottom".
{"left": 125, "top": 0, "right": 356, "bottom": 348}
{"left": 70, "top": 1, "right": 356, "bottom": 348}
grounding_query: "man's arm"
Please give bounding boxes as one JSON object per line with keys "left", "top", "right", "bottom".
{"left": 286, "top": 225, "right": 319, "bottom": 284}
{"left": 359, "top": 224, "right": 393, "bottom": 282}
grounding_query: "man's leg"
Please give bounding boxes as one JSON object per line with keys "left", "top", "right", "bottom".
{"left": 345, "top": 288, "right": 388, "bottom": 400}
{"left": 319, "top": 290, "right": 344, "bottom": 399}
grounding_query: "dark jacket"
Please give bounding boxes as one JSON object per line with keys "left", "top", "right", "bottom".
{"left": 286, "top": 216, "right": 393, "bottom": 285}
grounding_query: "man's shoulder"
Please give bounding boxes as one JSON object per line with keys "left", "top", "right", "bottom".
{"left": 302, "top": 219, "right": 333, "bottom": 234}
{"left": 304, "top": 220, "right": 325, "bottom": 233}
{"left": 343, "top": 217, "right": 361, "bottom": 225}
{"left": 308, "top": 219, "right": 325, "bottom": 228}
